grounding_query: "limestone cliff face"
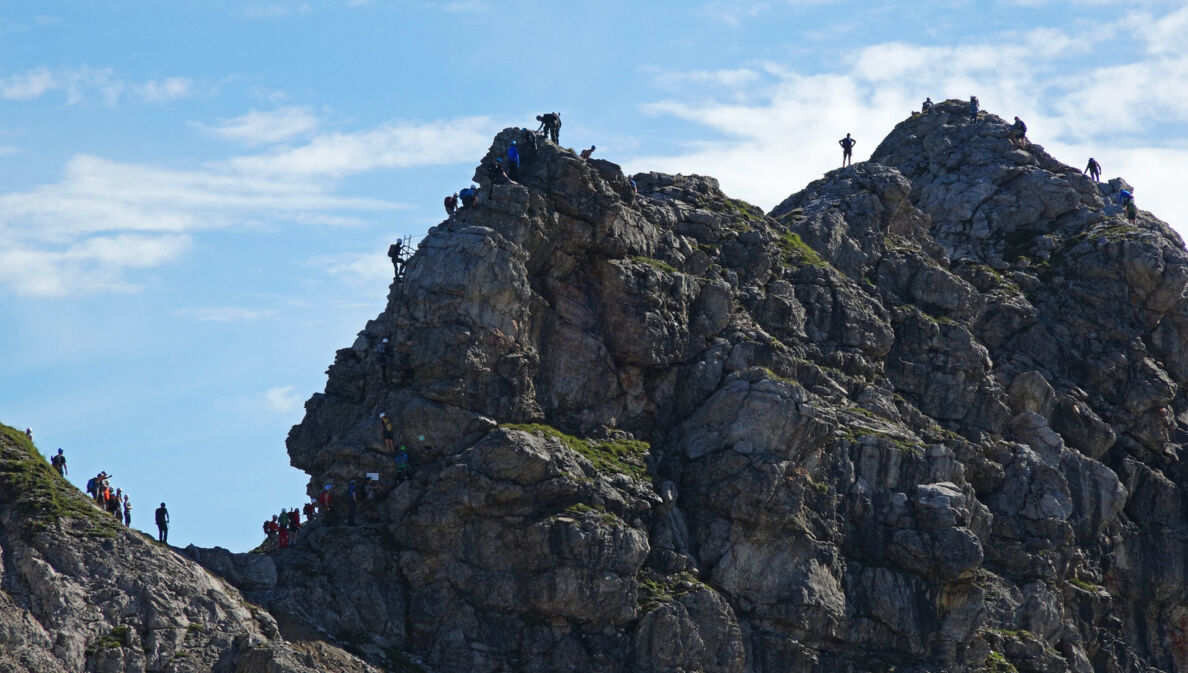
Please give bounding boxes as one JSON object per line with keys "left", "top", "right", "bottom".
{"left": 0, "top": 425, "right": 378, "bottom": 673}
{"left": 211, "top": 101, "right": 1187, "bottom": 673}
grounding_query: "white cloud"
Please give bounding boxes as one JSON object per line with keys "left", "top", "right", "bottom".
{"left": 216, "top": 385, "right": 305, "bottom": 414}
{"left": 0, "top": 110, "right": 488, "bottom": 297}
{"left": 241, "top": 3, "right": 313, "bottom": 18}
{"left": 227, "top": 116, "right": 496, "bottom": 178}
{"left": 196, "top": 106, "right": 321, "bottom": 146}
{"left": 0, "top": 68, "right": 57, "bottom": 101}
{"left": 632, "top": 8, "right": 1188, "bottom": 235}
{"left": 0, "top": 66, "right": 194, "bottom": 105}
{"left": 173, "top": 307, "right": 278, "bottom": 322}
{"left": 308, "top": 249, "right": 395, "bottom": 288}
{"left": 137, "top": 77, "right": 193, "bottom": 103}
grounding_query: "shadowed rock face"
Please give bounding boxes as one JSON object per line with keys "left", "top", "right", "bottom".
{"left": 196, "top": 105, "right": 1188, "bottom": 673}
{"left": 0, "top": 426, "right": 379, "bottom": 673}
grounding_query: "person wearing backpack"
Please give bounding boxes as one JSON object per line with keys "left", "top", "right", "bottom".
{"left": 155, "top": 503, "right": 169, "bottom": 543}
{"left": 51, "top": 449, "right": 67, "bottom": 477}
{"left": 969, "top": 96, "right": 979, "bottom": 122}
{"left": 1126, "top": 199, "right": 1138, "bottom": 224}
{"left": 838, "top": 133, "right": 856, "bottom": 167}
{"left": 86, "top": 475, "right": 97, "bottom": 499}
{"left": 921, "top": 97, "right": 934, "bottom": 113}
{"left": 444, "top": 193, "right": 458, "bottom": 217}
{"left": 1009, "top": 116, "right": 1027, "bottom": 144}
{"left": 506, "top": 141, "right": 520, "bottom": 180}
{"left": 380, "top": 413, "right": 395, "bottom": 452}
{"left": 579, "top": 145, "right": 596, "bottom": 160}
{"left": 1084, "top": 158, "right": 1101, "bottom": 182}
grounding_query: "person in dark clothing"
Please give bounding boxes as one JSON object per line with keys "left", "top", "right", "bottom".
{"left": 459, "top": 185, "right": 478, "bottom": 208}
{"left": 348, "top": 479, "right": 358, "bottom": 526}
{"left": 969, "top": 96, "right": 979, "bottom": 122}
{"left": 394, "top": 447, "right": 410, "bottom": 482}
{"left": 579, "top": 145, "right": 596, "bottom": 160}
{"left": 375, "top": 337, "right": 390, "bottom": 380}
{"left": 155, "top": 503, "right": 169, "bottom": 543}
{"left": 51, "top": 448, "right": 67, "bottom": 477}
{"left": 839, "top": 133, "right": 856, "bottom": 167}
{"left": 1010, "top": 116, "right": 1027, "bottom": 142}
{"left": 550, "top": 112, "right": 561, "bottom": 143}
{"left": 921, "top": 97, "right": 934, "bottom": 113}
{"left": 122, "top": 495, "right": 132, "bottom": 526}
{"left": 380, "top": 413, "right": 395, "bottom": 452}
{"left": 520, "top": 128, "right": 538, "bottom": 163}
{"left": 487, "top": 158, "right": 510, "bottom": 187}
{"left": 387, "top": 240, "right": 404, "bottom": 277}
{"left": 1126, "top": 199, "right": 1138, "bottom": 224}
{"left": 444, "top": 193, "right": 458, "bottom": 217}
{"left": 1084, "top": 157, "right": 1101, "bottom": 182}
{"left": 536, "top": 112, "right": 561, "bottom": 143}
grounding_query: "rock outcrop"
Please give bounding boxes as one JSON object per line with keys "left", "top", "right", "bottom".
{"left": 0, "top": 424, "right": 379, "bottom": 673}
{"left": 16, "top": 98, "right": 1188, "bottom": 673}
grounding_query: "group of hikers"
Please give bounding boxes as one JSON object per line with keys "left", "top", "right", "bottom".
{"left": 262, "top": 472, "right": 394, "bottom": 547}
{"left": 438, "top": 111, "right": 633, "bottom": 226}
{"left": 837, "top": 96, "right": 1137, "bottom": 223}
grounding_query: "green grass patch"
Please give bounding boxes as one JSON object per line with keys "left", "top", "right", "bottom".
{"left": 563, "top": 502, "right": 622, "bottom": 526}
{"left": 631, "top": 256, "right": 678, "bottom": 274}
{"left": 984, "top": 650, "right": 1018, "bottom": 673}
{"left": 0, "top": 423, "right": 121, "bottom": 536}
{"left": 504, "top": 424, "right": 650, "bottom": 481}
{"left": 777, "top": 231, "right": 826, "bottom": 267}
{"left": 639, "top": 571, "right": 704, "bottom": 611}
{"left": 86, "top": 625, "right": 132, "bottom": 656}
{"left": 1069, "top": 578, "right": 1102, "bottom": 592}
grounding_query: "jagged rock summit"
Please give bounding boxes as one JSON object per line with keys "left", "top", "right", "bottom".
{"left": 262, "top": 102, "right": 1188, "bottom": 672}
{"left": 6, "top": 100, "right": 1188, "bottom": 673}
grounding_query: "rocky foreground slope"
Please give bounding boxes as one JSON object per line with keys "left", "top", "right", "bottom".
{"left": 0, "top": 424, "right": 379, "bottom": 672}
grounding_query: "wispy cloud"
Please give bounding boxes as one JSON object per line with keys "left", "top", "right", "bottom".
{"left": 195, "top": 106, "right": 322, "bottom": 146}
{"left": 173, "top": 307, "right": 278, "bottom": 322}
{"left": 0, "top": 66, "right": 194, "bottom": 106}
{"left": 216, "top": 385, "right": 305, "bottom": 414}
{"left": 632, "top": 8, "right": 1188, "bottom": 234}
{"left": 227, "top": 116, "right": 496, "bottom": 178}
{"left": 0, "top": 112, "right": 488, "bottom": 297}
{"left": 239, "top": 3, "right": 313, "bottom": 19}
{"left": 307, "top": 249, "right": 394, "bottom": 288}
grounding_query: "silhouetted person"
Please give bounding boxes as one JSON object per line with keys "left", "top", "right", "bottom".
{"left": 536, "top": 112, "right": 560, "bottom": 143}
{"left": 155, "top": 503, "right": 169, "bottom": 543}
{"left": 969, "top": 96, "right": 979, "bottom": 122}
{"left": 1010, "top": 116, "right": 1027, "bottom": 142}
{"left": 51, "top": 449, "right": 67, "bottom": 477}
{"left": 123, "top": 495, "right": 132, "bottom": 526}
{"left": 1126, "top": 199, "right": 1138, "bottom": 224}
{"left": 839, "top": 133, "right": 856, "bottom": 167}
{"left": 921, "top": 97, "right": 934, "bottom": 113}
{"left": 444, "top": 193, "right": 458, "bottom": 217}
{"left": 507, "top": 141, "right": 520, "bottom": 179}
{"left": 1085, "top": 157, "right": 1101, "bottom": 182}
{"left": 579, "top": 145, "right": 596, "bottom": 160}
{"left": 388, "top": 240, "right": 404, "bottom": 278}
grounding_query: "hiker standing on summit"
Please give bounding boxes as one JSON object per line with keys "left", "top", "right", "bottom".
{"left": 969, "top": 96, "right": 979, "bottom": 122}
{"left": 155, "top": 502, "right": 169, "bottom": 543}
{"left": 839, "top": 133, "right": 856, "bottom": 167}
{"left": 51, "top": 448, "right": 67, "bottom": 477}
{"left": 1085, "top": 158, "right": 1101, "bottom": 183}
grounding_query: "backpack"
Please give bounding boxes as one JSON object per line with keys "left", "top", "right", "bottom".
{"left": 86, "top": 478, "right": 96, "bottom": 493}
{"left": 51, "top": 454, "right": 64, "bottom": 468}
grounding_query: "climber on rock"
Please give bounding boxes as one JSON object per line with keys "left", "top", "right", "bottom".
{"left": 921, "top": 97, "right": 934, "bottom": 113}
{"left": 444, "top": 193, "right": 458, "bottom": 218}
{"left": 51, "top": 448, "right": 67, "bottom": 477}
{"left": 1009, "top": 116, "right": 1027, "bottom": 143}
{"left": 155, "top": 502, "right": 169, "bottom": 543}
{"left": 487, "top": 157, "right": 511, "bottom": 189}
{"left": 520, "top": 128, "right": 538, "bottom": 162}
{"left": 459, "top": 185, "right": 478, "bottom": 209}
{"left": 839, "top": 133, "right": 856, "bottom": 167}
{"left": 507, "top": 141, "right": 520, "bottom": 180}
{"left": 1084, "top": 158, "right": 1101, "bottom": 182}
{"left": 969, "top": 96, "right": 979, "bottom": 122}
{"left": 394, "top": 446, "right": 410, "bottom": 481}
{"left": 388, "top": 240, "right": 404, "bottom": 278}
{"left": 380, "top": 413, "right": 395, "bottom": 452}
{"left": 375, "top": 337, "right": 390, "bottom": 380}
{"left": 579, "top": 145, "right": 596, "bottom": 160}
{"left": 537, "top": 112, "right": 561, "bottom": 143}
{"left": 348, "top": 479, "right": 358, "bottom": 526}
{"left": 1126, "top": 198, "right": 1138, "bottom": 224}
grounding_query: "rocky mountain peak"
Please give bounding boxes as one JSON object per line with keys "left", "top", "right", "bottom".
{"left": 8, "top": 105, "right": 1188, "bottom": 673}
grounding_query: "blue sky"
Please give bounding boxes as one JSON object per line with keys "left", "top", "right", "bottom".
{"left": 2, "top": 0, "right": 1186, "bottom": 551}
